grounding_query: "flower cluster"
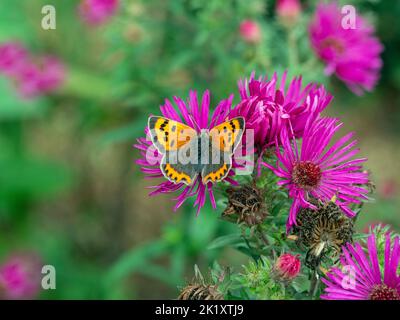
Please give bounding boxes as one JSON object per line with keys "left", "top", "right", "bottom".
{"left": 0, "top": 42, "right": 66, "bottom": 98}
{"left": 136, "top": 71, "right": 370, "bottom": 231}
{"left": 129, "top": 0, "right": 393, "bottom": 302}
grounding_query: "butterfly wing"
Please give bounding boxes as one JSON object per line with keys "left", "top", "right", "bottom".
{"left": 202, "top": 117, "right": 245, "bottom": 184}
{"left": 148, "top": 116, "right": 199, "bottom": 186}
{"left": 201, "top": 151, "right": 232, "bottom": 185}
{"left": 161, "top": 149, "right": 199, "bottom": 186}
{"left": 208, "top": 117, "right": 245, "bottom": 153}
{"left": 148, "top": 116, "right": 197, "bottom": 153}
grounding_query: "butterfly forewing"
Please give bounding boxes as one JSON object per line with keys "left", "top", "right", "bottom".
{"left": 148, "top": 116, "right": 197, "bottom": 153}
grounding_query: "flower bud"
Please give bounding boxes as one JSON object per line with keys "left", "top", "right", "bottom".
{"left": 239, "top": 20, "right": 261, "bottom": 44}
{"left": 273, "top": 253, "right": 301, "bottom": 281}
{"left": 276, "top": 0, "right": 301, "bottom": 26}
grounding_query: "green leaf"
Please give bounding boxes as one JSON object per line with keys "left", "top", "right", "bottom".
{"left": 105, "top": 240, "right": 169, "bottom": 286}
{"left": 291, "top": 275, "right": 310, "bottom": 293}
{"left": 207, "top": 233, "right": 244, "bottom": 250}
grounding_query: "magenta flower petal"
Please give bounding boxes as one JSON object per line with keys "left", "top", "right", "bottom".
{"left": 322, "top": 233, "right": 400, "bottom": 300}
{"left": 231, "top": 72, "right": 331, "bottom": 152}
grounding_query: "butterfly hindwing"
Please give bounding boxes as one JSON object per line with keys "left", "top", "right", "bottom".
{"left": 161, "top": 148, "right": 199, "bottom": 186}
{"left": 202, "top": 117, "right": 244, "bottom": 184}
{"left": 209, "top": 117, "right": 245, "bottom": 152}
{"left": 148, "top": 116, "right": 197, "bottom": 153}
{"left": 201, "top": 150, "right": 232, "bottom": 184}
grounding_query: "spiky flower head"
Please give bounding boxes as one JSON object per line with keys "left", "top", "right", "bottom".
{"left": 178, "top": 265, "right": 224, "bottom": 300}
{"left": 292, "top": 200, "right": 354, "bottom": 269}
{"left": 222, "top": 183, "right": 267, "bottom": 227}
{"left": 273, "top": 253, "right": 301, "bottom": 282}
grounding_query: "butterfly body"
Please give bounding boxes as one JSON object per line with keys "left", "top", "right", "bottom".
{"left": 148, "top": 116, "right": 245, "bottom": 186}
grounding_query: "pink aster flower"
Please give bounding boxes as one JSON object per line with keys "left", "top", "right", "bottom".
{"left": 239, "top": 20, "right": 261, "bottom": 44}
{"left": 79, "top": 0, "right": 119, "bottom": 25}
{"left": 264, "top": 116, "right": 369, "bottom": 231}
{"left": 309, "top": 2, "right": 383, "bottom": 95}
{"left": 14, "top": 56, "right": 66, "bottom": 98}
{"left": 0, "top": 253, "right": 42, "bottom": 300}
{"left": 135, "top": 90, "right": 247, "bottom": 214}
{"left": 0, "top": 42, "right": 28, "bottom": 77}
{"left": 230, "top": 72, "right": 332, "bottom": 154}
{"left": 321, "top": 233, "right": 400, "bottom": 300}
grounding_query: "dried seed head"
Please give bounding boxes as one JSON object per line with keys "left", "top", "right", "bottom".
{"left": 222, "top": 184, "right": 267, "bottom": 226}
{"left": 177, "top": 284, "right": 224, "bottom": 300}
{"left": 177, "top": 265, "right": 224, "bottom": 300}
{"left": 292, "top": 200, "right": 354, "bottom": 269}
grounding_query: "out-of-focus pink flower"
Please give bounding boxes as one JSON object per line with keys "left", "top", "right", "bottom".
{"left": 309, "top": 2, "right": 383, "bottom": 95}
{"left": 14, "top": 56, "right": 66, "bottom": 98}
{"left": 0, "top": 253, "right": 42, "bottom": 300}
{"left": 274, "top": 253, "right": 301, "bottom": 281}
{"left": 239, "top": 20, "right": 261, "bottom": 44}
{"left": 0, "top": 41, "right": 66, "bottom": 99}
{"left": 276, "top": 0, "right": 301, "bottom": 24}
{"left": 37, "top": 56, "right": 67, "bottom": 93}
{"left": 0, "top": 42, "right": 28, "bottom": 77}
{"left": 79, "top": 0, "right": 119, "bottom": 25}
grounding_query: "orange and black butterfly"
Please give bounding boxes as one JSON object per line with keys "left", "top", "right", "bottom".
{"left": 148, "top": 116, "right": 245, "bottom": 186}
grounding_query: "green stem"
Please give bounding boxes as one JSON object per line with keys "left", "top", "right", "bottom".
{"left": 287, "top": 28, "right": 298, "bottom": 68}
{"left": 309, "top": 270, "right": 320, "bottom": 298}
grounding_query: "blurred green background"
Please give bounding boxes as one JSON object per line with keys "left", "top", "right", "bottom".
{"left": 0, "top": 0, "right": 399, "bottom": 299}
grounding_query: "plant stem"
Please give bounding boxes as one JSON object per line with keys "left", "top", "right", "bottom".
{"left": 287, "top": 28, "right": 298, "bottom": 68}
{"left": 257, "top": 225, "right": 270, "bottom": 247}
{"left": 309, "top": 270, "right": 320, "bottom": 298}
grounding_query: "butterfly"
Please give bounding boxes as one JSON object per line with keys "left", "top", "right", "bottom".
{"left": 148, "top": 116, "right": 245, "bottom": 186}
